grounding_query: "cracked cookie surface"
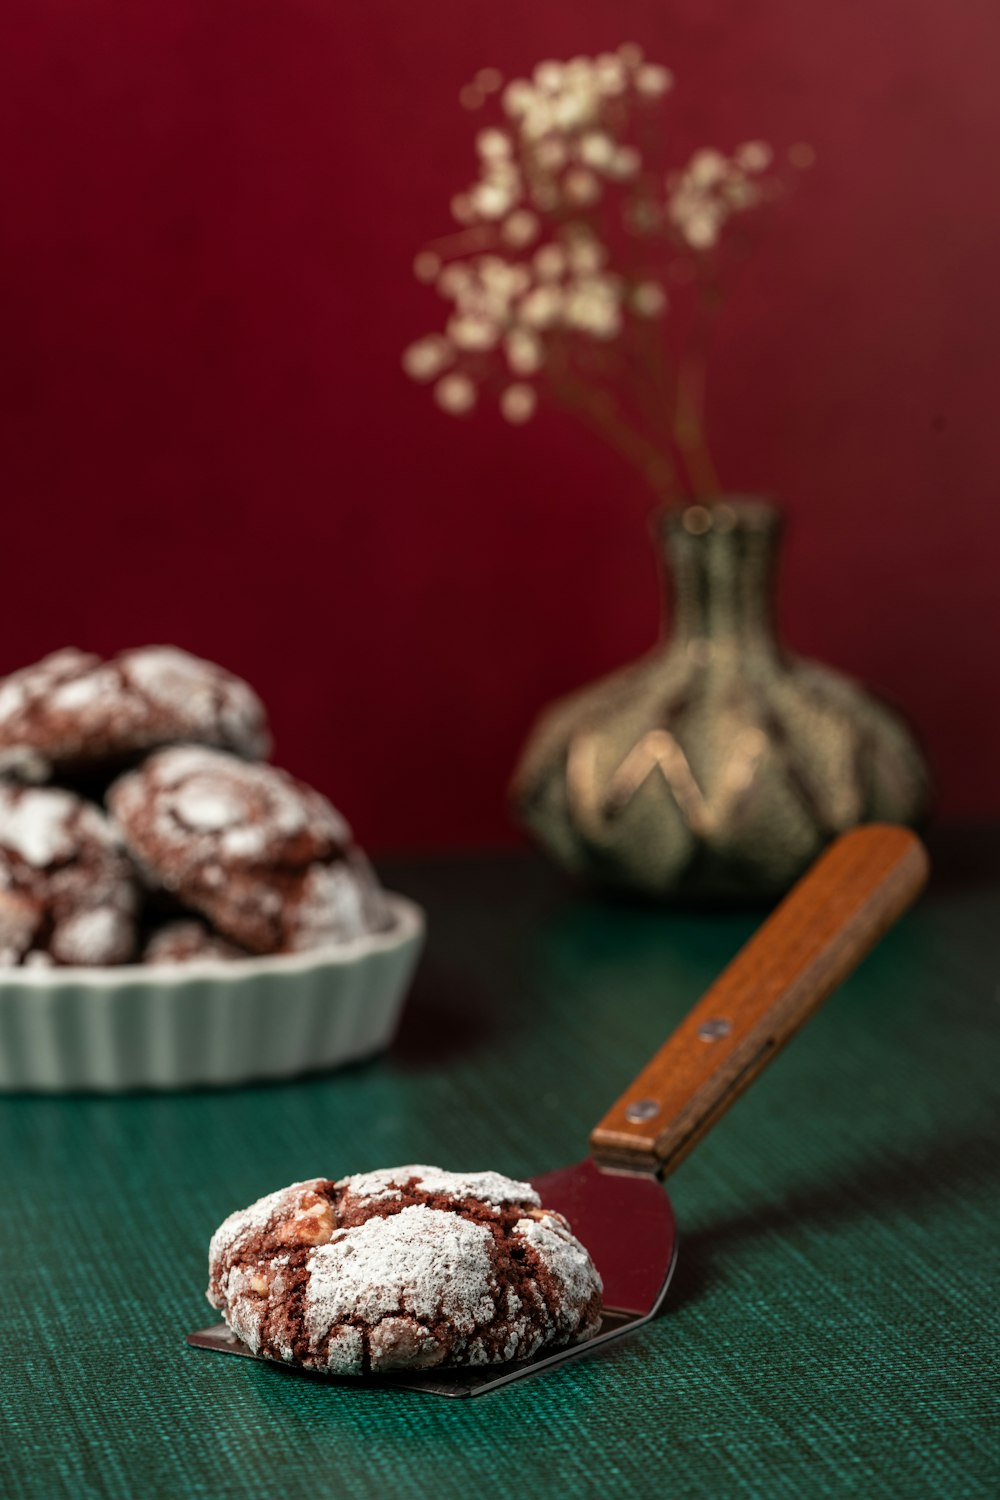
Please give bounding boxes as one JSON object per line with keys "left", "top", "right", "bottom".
{"left": 207, "top": 1166, "right": 603, "bottom": 1375}
{"left": 142, "top": 919, "right": 248, "bottom": 964}
{"left": 0, "top": 783, "right": 138, "bottom": 965}
{"left": 109, "top": 746, "right": 388, "bottom": 954}
{"left": 0, "top": 646, "right": 269, "bottom": 778}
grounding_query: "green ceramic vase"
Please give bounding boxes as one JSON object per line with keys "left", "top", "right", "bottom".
{"left": 511, "top": 499, "right": 931, "bottom": 900}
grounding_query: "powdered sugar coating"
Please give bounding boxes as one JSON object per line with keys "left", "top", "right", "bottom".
{"left": 0, "top": 645, "right": 270, "bottom": 776}
{"left": 207, "top": 1167, "right": 603, "bottom": 1377}
{"left": 0, "top": 783, "right": 138, "bottom": 965}
{"left": 110, "top": 747, "right": 348, "bottom": 872}
{"left": 513, "top": 1215, "right": 608, "bottom": 1337}
{"left": 172, "top": 782, "right": 246, "bottom": 834}
{"left": 51, "top": 906, "right": 132, "bottom": 966}
{"left": 306, "top": 1206, "right": 495, "bottom": 1334}
{"left": 143, "top": 919, "right": 247, "bottom": 965}
{"left": 289, "top": 861, "right": 379, "bottom": 950}
{"left": 209, "top": 1180, "right": 318, "bottom": 1265}
{"left": 0, "top": 788, "right": 79, "bottom": 866}
{"left": 0, "top": 650, "right": 97, "bottom": 725}
{"left": 109, "top": 747, "right": 386, "bottom": 955}
{"left": 341, "top": 1165, "right": 541, "bottom": 1210}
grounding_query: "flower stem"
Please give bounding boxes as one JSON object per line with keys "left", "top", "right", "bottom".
{"left": 552, "top": 362, "right": 681, "bottom": 504}
{"left": 673, "top": 352, "right": 720, "bottom": 498}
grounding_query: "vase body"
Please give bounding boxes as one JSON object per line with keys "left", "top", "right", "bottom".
{"left": 511, "top": 500, "right": 931, "bottom": 900}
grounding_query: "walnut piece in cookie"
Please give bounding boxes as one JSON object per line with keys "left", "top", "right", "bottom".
{"left": 0, "top": 888, "right": 42, "bottom": 966}
{"left": 0, "top": 784, "right": 138, "bottom": 965}
{"left": 0, "top": 645, "right": 270, "bottom": 778}
{"left": 143, "top": 919, "right": 248, "bottom": 965}
{"left": 207, "top": 1166, "right": 603, "bottom": 1376}
{"left": 109, "top": 746, "right": 388, "bottom": 955}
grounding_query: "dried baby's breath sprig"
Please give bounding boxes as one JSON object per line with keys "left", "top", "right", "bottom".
{"left": 667, "top": 143, "right": 775, "bottom": 249}
{"left": 405, "top": 45, "right": 807, "bottom": 503}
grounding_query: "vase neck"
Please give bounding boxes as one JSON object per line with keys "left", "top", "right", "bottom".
{"left": 661, "top": 501, "right": 781, "bottom": 653}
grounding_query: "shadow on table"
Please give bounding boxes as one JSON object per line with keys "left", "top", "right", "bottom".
{"left": 925, "top": 824, "right": 1000, "bottom": 893}
{"left": 390, "top": 957, "right": 501, "bottom": 1070}
{"left": 665, "top": 1115, "right": 1000, "bottom": 1314}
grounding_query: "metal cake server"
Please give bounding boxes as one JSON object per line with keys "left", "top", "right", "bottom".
{"left": 188, "top": 823, "right": 928, "bottom": 1396}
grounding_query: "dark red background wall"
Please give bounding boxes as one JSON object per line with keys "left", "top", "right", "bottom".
{"left": 3, "top": 0, "right": 998, "bottom": 849}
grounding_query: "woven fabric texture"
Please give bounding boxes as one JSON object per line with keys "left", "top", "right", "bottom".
{"left": 3, "top": 837, "right": 998, "bottom": 1498}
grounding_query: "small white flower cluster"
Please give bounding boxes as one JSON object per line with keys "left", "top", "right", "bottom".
{"left": 449, "top": 44, "right": 670, "bottom": 234}
{"left": 403, "top": 229, "right": 668, "bottom": 421}
{"left": 404, "top": 46, "right": 791, "bottom": 429}
{"left": 667, "top": 142, "right": 774, "bottom": 250}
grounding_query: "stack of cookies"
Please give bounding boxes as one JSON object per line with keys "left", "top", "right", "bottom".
{"left": 0, "top": 647, "right": 387, "bottom": 968}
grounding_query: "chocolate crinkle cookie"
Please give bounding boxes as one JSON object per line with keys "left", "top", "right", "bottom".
{"left": 0, "top": 784, "right": 138, "bottom": 965}
{"left": 208, "top": 1166, "right": 603, "bottom": 1376}
{"left": 142, "top": 919, "right": 248, "bottom": 965}
{"left": 0, "top": 646, "right": 270, "bottom": 779}
{"left": 109, "top": 746, "right": 389, "bottom": 954}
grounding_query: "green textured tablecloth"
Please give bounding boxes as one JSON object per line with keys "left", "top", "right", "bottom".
{"left": 3, "top": 835, "right": 998, "bottom": 1499}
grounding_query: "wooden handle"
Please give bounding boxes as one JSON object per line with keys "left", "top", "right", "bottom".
{"left": 589, "top": 824, "right": 929, "bottom": 1175}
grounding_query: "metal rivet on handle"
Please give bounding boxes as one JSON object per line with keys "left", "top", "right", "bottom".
{"left": 698, "top": 1018, "right": 732, "bottom": 1042}
{"left": 625, "top": 1098, "right": 660, "bottom": 1123}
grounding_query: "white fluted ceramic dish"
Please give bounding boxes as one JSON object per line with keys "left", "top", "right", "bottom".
{"left": 0, "top": 893, "right": 424, "bottom": 1092}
